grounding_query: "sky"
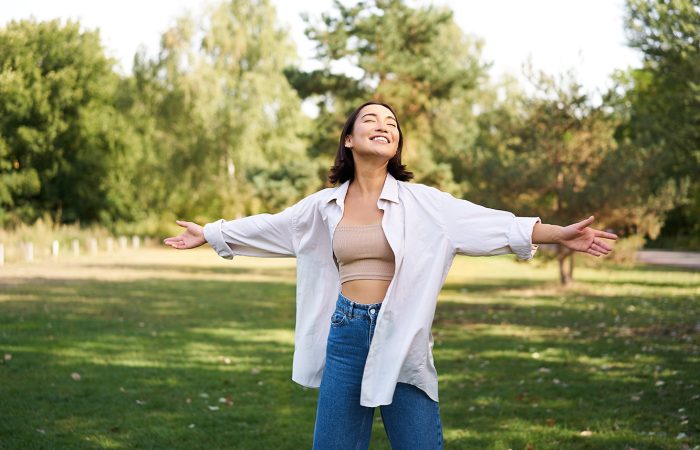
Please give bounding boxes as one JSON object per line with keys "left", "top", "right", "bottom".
{"left": 0, "top": 0, "right": 642, "bottom": 101}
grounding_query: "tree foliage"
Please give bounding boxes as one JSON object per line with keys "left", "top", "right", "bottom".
{"left": 621, "top": 0, "right": 700, "bottom": 248}
{"left": 0, "top": 18, "right": 135, "bottom": 226}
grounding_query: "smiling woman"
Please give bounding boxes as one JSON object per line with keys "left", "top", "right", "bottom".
{"left": 328, "top": 101, "right": 410, "bottom": 186}
{"left": 163, "top": 99, "right": 618, "bottom": 450}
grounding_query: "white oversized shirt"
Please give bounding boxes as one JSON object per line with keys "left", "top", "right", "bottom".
{"left": 203, "top": 171, "right": 541, "bottom": 407}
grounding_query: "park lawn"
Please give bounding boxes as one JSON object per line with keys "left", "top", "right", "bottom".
{"left": 0, "top": 248, "right": 698, "bottom": 449}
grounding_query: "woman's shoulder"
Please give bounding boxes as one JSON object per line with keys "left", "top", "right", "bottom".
{"left": 397, "top": 180, "right": 446, "bottom": 199}
{"left": 289, "top": 186, "right": 337, "bottom": 214}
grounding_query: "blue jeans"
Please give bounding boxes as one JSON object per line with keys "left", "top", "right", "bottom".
{"left": 312, "top": 292, "right": 444, "bottom": 449}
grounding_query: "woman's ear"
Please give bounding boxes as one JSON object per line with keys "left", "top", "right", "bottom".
{"left": 345, "top": 136, "right": 353, "bottom": 148}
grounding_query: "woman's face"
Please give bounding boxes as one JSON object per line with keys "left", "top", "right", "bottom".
{"left": 345, "top": 104, "right": 400, "bottom": 161}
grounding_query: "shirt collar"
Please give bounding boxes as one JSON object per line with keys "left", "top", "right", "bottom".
{"left": 326, "top": 171, "right": 400, "bottom": 206}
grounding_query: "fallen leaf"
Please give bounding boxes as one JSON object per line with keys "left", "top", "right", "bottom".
{"left": 580, "top": 430, "right": 593, "bottom": 437}
{"left": 545, "top": 418, "right": 556, "bottom": 427}
{"left": 226, "top": 395, "right": 233, "bottom": 406}
{"left": 208, "top": 405, "right": 219, "bottom": 411}
{"left": 135, "top": 400, "right": 146, "bottom": 406}
{"left": 71, "top": 372, "right": 81, "bottom": 381}
{"left": 251, "top": 367, "right": 261, "bottom": 375}
{"left": 4, "top": 353, "right": 11, "bottom": 361}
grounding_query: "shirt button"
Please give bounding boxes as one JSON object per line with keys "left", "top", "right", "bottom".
{"left": 369, "top": 308, "right": 376, "bottom": 315}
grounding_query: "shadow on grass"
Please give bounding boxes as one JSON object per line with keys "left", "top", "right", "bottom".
{"left": 75, "top": 263, "right": 298, "bottom": 279}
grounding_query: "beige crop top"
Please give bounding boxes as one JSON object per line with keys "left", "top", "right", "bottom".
{"left": 332, "top": 223, "right": 395, "bottom": 283}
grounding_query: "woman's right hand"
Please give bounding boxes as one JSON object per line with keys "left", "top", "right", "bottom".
{"left": 163, "top": 220, "right": 206, "bottom": 250}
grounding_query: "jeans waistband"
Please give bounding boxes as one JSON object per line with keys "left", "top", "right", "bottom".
{"left": 336, "top": 292, "right": 383, "bottom": 319}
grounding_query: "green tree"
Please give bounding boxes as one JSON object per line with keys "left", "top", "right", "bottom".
{"left": 0, "top": 18, "right": 136, "bottom": 226}
{"left": 127, "top": 0, "right": 318, "bottom": 230}
{"left": 622, "top": 0, "right": 700, "bottom": 248}
{"left": 474, "top": 67, "right": 673, "bottom": 284}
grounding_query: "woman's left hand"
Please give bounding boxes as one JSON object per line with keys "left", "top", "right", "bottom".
{"left": 559, "top": 216, "right": 618, "bottom": 257}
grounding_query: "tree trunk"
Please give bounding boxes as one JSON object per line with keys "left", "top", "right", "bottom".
{"left": 568, "top": 252, "right": 574, "bottom": 280}
{"left": 557, "top": 244, "right": 574, "bottom": 285}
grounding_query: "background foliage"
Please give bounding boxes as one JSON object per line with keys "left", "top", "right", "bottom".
{"left": 0, "top": 0, "right": 697, "bottom": 251}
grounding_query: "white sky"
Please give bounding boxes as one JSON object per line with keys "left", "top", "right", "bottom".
{"left": 0, "top": 0, "right": 641, "bottom": 100}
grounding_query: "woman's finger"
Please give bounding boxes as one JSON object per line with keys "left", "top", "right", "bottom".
{"left": 596, "top": 230, "right": 618, "bottom": 240}
{"left": 593, "top": 239, "right": 612, "bottom": 252}
{"left": 591, "top": 242, "right": 608, "bottom": 255}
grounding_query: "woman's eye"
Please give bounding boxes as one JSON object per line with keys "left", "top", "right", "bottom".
{"left": 388, "top": 123, "right": 397, "bottom": 127}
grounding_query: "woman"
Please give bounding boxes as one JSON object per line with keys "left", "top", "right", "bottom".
{"left": 164, "top": 101, "right": 618, "bottom": 449}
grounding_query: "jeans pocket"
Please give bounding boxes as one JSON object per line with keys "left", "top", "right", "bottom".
{"left": 330, "top": 310, "right": 348, "bottom": 328}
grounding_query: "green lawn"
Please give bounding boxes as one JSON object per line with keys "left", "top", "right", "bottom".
{"left": 1, "top": 248, "right": 698, "bottom": 449}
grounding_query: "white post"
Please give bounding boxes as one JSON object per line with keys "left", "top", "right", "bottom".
{"left": 25, "top": 242, "right": 33, "bottom": 262}
{"left": 132, "top": 235, "right": 140, "bottom": 249}
{"left": 0, "top": 243, "right": 4, "bottom": 266}
{"left": 118, "top": 236, "right": 127, "bottom": 249}
{"left": 72, "top": 239, "right": 80, "bottom": 257}
{"left": 88, "top": 238, "right": 98, "bottom": 255}
{"left": 52, "top": 240, "right": 60, "bottom": 258}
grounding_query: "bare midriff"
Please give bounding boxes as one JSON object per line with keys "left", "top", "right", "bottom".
{"left": 341, "top": 279, "right": 391, "bottom": 305}
{"left": 337, "top": 180, "right": 393, "bottom": 304}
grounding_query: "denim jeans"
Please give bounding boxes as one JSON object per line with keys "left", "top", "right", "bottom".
{"left": 312, "top": 292, "right": 444, "bottom": 450}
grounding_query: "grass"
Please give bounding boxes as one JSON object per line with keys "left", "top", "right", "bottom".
{"left": 1, "top": 248, "right": 698, "bottom": 449}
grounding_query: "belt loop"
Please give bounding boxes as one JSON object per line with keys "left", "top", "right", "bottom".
{"left": 349, "top": 299, "right": 355, "bottom": 319}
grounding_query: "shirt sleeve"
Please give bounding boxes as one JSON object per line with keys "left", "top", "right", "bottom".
{"left": 437, "top": 191, "right": 541, "bottom": 260}
{"left": 202, "top": 203, "right": 297, "bottom": 259}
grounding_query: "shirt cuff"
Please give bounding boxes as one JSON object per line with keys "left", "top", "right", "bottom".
{"left": 508, "top": 216, "right": 541, "bottom": 260}
{"left": 203, "top": 219, "right": 234, "bottom": 260}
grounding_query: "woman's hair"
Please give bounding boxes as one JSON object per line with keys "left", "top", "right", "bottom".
{"left": 327, "top": 101, "right": 414, "bottom": 185}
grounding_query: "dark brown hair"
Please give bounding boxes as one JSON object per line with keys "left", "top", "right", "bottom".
{"left": 327, "top": 101, "right": 414, "bottom": 185}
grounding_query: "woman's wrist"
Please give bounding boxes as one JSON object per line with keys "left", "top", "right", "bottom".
{"left": 532, "top": 222, "right": 564, "bottom": 245}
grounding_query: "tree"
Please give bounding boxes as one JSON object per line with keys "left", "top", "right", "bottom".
{"left": 126, "top": 0, "right": 319, "bottom": 230}
{"left": 622, "top": 0, "right": 700, "bottom": 248}
{"left": 0, "top": 18, "right": 136, "bottom": 226}
{"left": 474, "top": 66, "right": 673, "bottom": 284}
